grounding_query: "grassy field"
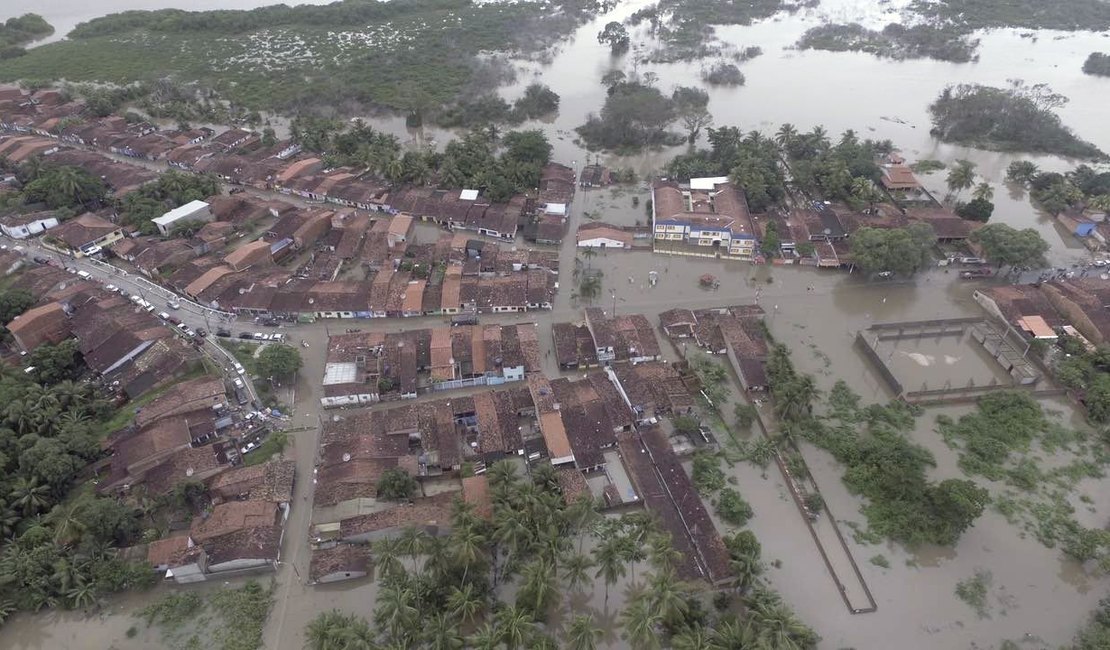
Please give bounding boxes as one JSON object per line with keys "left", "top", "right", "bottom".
{"left": 0, "top": 0, "right": 601, "bottom": 114}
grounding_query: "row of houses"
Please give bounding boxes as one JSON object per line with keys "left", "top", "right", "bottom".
{"left": 0, "top": 85, "right": 576, "bottom": 244}
{"left": 651, "top": 173, "right": 980, "bottom": 268}
{"left": 976, "top": 279, "right": 1110, "bottom": 346}
{"left": 552, "top": 308, "right": 661, "bottom": 369}
{"left": 310, "top": 358, "right": 730, "bottom": 585}
{"left": 319, "top": 323, "right": 543, "bottom": 407}
{"left": 659, "top": 304, "right": 771, "bottom": 391}
{"left": 1, "top": 250, "right": 202, "bottom": 396}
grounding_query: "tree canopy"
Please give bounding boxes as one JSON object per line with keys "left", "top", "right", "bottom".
{"left": 255, "top": 344, "right": 303, "bottom": 382}
{"left": 928, "top": 82, "right": 1105, "bottom": 159}
{"left": 19, "top": 164, "right": 107, "bottom": 212}
{"left": 576, "top": 81, "right": 681, "bottom": 151}
{"left": 971, "top": 223, "right": 1048, "bottom": 268}
{"left": 849, "top": 224, "right": 934, "bottom": 275}
{"left": 119, "top": 170, "right": 219, "bottom": 234}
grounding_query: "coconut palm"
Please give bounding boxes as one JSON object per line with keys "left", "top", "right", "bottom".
{"left": 374, "top": 539, "right": 406, "bottom": 584}
{"left": 566, "top": 613, "right": 603, "bottom": 650}
{"left": 9, "top": 477, "right": 51, "bottom": 516}
{"left": 562, "top": 553, "right": 595, "bottom": 592}
{"left": 774, "top": 124, "right": 797, "bottom": 149}
{"left": 373, "top": 583, "right": 419, "bottom": 644}
{"left": 672, "top": 626, "right": 713, "bottom": 650}
{"left": 452, "top": 525, "right": 486, "bottom": 583}
{"left": 744, "top": 589, "right": 819, "bottom": 650}
{"left": 646, "top": 569, "right": 689, "bottom": 628}
{"left": 710, "top": 616, "right": 756, "bottom": 649}
{"left": 448, "top": 583, "right": 484, "bottom": 626}
{"left": 946, "top": 159, "right": 977, "bottom": 201}
{"left": 579, "top": 276, "right": 602, "bottom": 303}
{"left": 729, "top": 546, "right": 764, "bottom": 594}
{"left": 646, "top": 534, "right": 681, "bottom": 572}
{"left": 45, "top": 497, "right": 89, "bottom": 545}
{"left": 397, "top": 527, "right": 426, "bottom": 571}
{"left": 618, "top": 536, "right": 647, "bottom": 585}
{"left": 972, "top": 182, "right": 994, "bottom": 202}
{"left": 850, "top": 177, "right": 883, "bottom": 213}
{"left": 424, "top": 612, "right": 464, "bottom": 650}
{"left": 495, "top": 604, "right": 537, "bottom": 650}
{"left": 520, "top": 557, "right": 559, "bottom": 615}
{"left": 594, "top": 540, "right": 627, "bottom": 605}
{"left": 620, "top": 595, "right": 662, "bottom": 650}
{"left": 581, "top": 247, "right": 598, "bottom": 269}
{"left": 468, "top": 623, "right": 500, "bottom": 650}
{"left": 1087, "top": 194, "right": 1110, "bottom": 215}
{"left": 305, "top": 610, "right": 375, "bottom": 650}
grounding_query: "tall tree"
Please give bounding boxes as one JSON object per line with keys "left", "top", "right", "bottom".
{"left": 946, "top": 159, "right": 977, "bottom": 201}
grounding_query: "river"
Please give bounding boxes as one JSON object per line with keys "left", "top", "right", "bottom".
{"left": 1, "top": 1, "right": 1108, "bottom": 648}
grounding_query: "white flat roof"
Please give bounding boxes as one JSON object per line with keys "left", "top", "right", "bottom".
{"left": 322, "top": 362, "right": 359, "bottom": 385}
{"left": 545, "top": 203, "right": 567, "bottom": 215}
{"left": 153, "top": 200, "right": 210, "bottom": 225}
{"left": 689, "top": 176, "right": 730, "bottom": 190}
{"left": 460, "top": 189, "right": 479, "bottom": 201}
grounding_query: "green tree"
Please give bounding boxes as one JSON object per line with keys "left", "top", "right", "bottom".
{"left": 760, "top": 220, "right": 781, "bottom": 257}
{"left": 597, "top": 21, "right": 630, "bottom": 54}
{"left": 716, "top": 488, "right": 754, "bottom": 526}
{"left": 971, "top": 223, "right": 1049, "bottom": 268}
{"left": 0, "top": 289, "right": 34, "bottom": 323}
{"left": 254, "top": 344, "right": 303, "bottom": 382}
{"left": 1006, "top": 160, "right": 1039, "bottom": 185}
{"left": 593, "top": 540, "right": 627, "bottom": 604}
{"left": 972, "top": 182, "right": 994, "bottom": 202}
{"left": 946, "top": 159, "right": 977, "bottom": 201}
{"left": 566, "top": 613, "right": 603, "bottom": 650}
{"left": 305, "top": 610, "right": 375, "bottom": 650}
{"left": 620, "top": 595, "right": 662, "bottom": 649}
{"left": 956, "top": 197, "right": 995, "bottom": 222}
{"left": 672, "top": 86, "right": 712, "bottom": 144}
{"left": 376, "top": 468, "right": 418, "bottom": 501}
{"left": 849, "top": 226, "right": 933, "bottom": 276}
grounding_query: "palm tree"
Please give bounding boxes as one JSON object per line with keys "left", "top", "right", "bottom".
{"left": 10, "top": 477, "right": 51, "bottom": 516}
{"left": 373, "top": 584, "right": 419, "bottom": 644}
{"left": 672, "top": 626, "right": 713, "bottom": 650}
{"left": 448, "top": 583, "right": 484, "bottom": 626}
{"left": 729, "top": 546, "right": 764, "bottom": 594}
{"left": 305, "top": 610, "right": 375, "bottom": 650}
{"left": 646, "top": 569, "right": 689, "bottom": 628}
{"left": 710, "top": 616, "right": 756, "bottom": 649}
{"left": 946, "top": 159, "right": 977, "bottom": 201}
{"left": 5, "top": 400, "right": 34, "bottom": 435}
{"left": 566, "top": 497, "right": 598, "bottom": 552}
{"left": 453, "top": 525, "right": 486, "bottom": 583}
{"left": 374, "top": 539, "right": 406, "bottom": 584}
{"left": 620, "top": 595, "right": 662, "bottom": 650}
{"left": 579, "top": 276, "right": 602, "bottom": 304}
{"left": 972, "top": 182, "right": 994, "bottom": 202}
{"left": 594, "top": 540, "right": 627, "bottom": 605}
{"left": 646, "top": 534, "right": 681, "bottom": 572}
{"left": 744, "top": 589, "right": 819, "bottom": 650}
{"left": 468, "top": 623, "right": 500, "bottom": 650}
{"left": 424, "top": 612, "right": 464, "bottom": 650}
{"left": 850, "top": 178, "right": 882, "bottom": 213}
{"left": 562, "top": 553, "right": 594, "bottom": 592}
{"left": 0, "top": 502, "right": 20, "bottom": 539}
{"left": 45, "top": 497, "right": 89, "bottom": 545}
{"left": 488, "top": 459, "right": 518, "bottom": 489}
{"left": 581, "top": 247, "right": 598, "bottom": 269}
{"left": 566, "top": 613, "right": 603, "bottom": 650}
{"left": 495, "top": 604, "right": 537, "bottom": 650}
{"left": 774, "top": 124, "right": 797, "bottom": 150}
{"left": 520, "top": 557, "right": 558, "bottom": 615}
{"left": 619, "top": 536, "right": 647, "bottom": 585}
{"left": 1086, "top": 194, "right": 1110, "bottom": 215}
{"left": 397, "top": 527, "right": 426, "bottom": 572}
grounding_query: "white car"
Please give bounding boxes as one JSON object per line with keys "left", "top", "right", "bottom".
{"left": 105, "top": 284, "right": 117, "bottom": 292}
{"left": 158, "top": 312, "right": 170, "bottom": 320}
{"left": 253, "top": 332, "right": 266, "bottom": 340}
{"left": 130, "top": 295, "right": 143, "bottom": 305}
{"left": 240, "top": 442, "right": 257, "bottom": 455}
{"left": 234, "top": 363, "right": 246, "bottom": 375}
{"left": 233, "top": 378, "right": 245, "bottom": 389}
{"left": 268, "top": 333, "right": 284, "bottom": 341}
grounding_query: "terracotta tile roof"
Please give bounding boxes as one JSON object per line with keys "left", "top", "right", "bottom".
{"left": 339, "top": 491, "right": 456, "bottom": 539}
{"left": 190, "top": 500, "right": 281, "bottom": 543}
{"left": 309, "top": 544, "right": 371, "bottom": 582}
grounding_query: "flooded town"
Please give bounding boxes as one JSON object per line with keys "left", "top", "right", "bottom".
{"left": 0, "top": 1, "right": 1108, "bottom": 649}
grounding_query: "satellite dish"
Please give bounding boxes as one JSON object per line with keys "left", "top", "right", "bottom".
{"left": 342, "top": 452, "right": 352, "bottom": 462}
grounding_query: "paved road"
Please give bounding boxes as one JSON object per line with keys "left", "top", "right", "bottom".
{"left": 6, "top": 237, "right": 264, "bottom": 403}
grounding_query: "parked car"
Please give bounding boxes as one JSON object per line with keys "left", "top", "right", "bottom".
{"left": 268, "top": 333, "right": 284, "bottom": 341}
{"left": 176, "top": 322, "right": 189, "bottom": 331}
{"left": 233, "top": 378, "right": 245, "bottom": 389}
{"left": 105, "top": 284, "right": 117, "bottom": 292}
{"left": 238, "top": 332, "right": 253, "bottom": 339}
{"left": 168, "top": 316, "right": 183, "bottom": 326}
{"left": 216, "top": 328, "right": 232, "bottom": 337}
{"left": 959, "top": 256, "right": 986, "bottom": 265}
{"left": 157, "top": 312, "right": 170, "bottom": 321}
{"left": 196, "top": 328, "right": 207, "bottom": 337}
{"left": 167, "top": 300, "right": 180, "bottom": 310}
{"left": 961, "top": 268, "right": 993, "bottom": 279}
{"left": 32, "top": 256, "right": 49, "bottom": 264}
{"left": 253, "top": 332, "right": 266, "bottom": 340}
{"left": 262, "top": 319, "right": 279, "bottom": 327}
{"left": 234, "top": 363, "right": 246, "bottom": 375}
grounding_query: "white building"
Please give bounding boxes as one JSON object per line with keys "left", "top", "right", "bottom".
{"left": 0, "top": 212, "right": 58, "bottom": 239}
{"left": 152, "top": 200, "right": 213, "bottom": 236}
